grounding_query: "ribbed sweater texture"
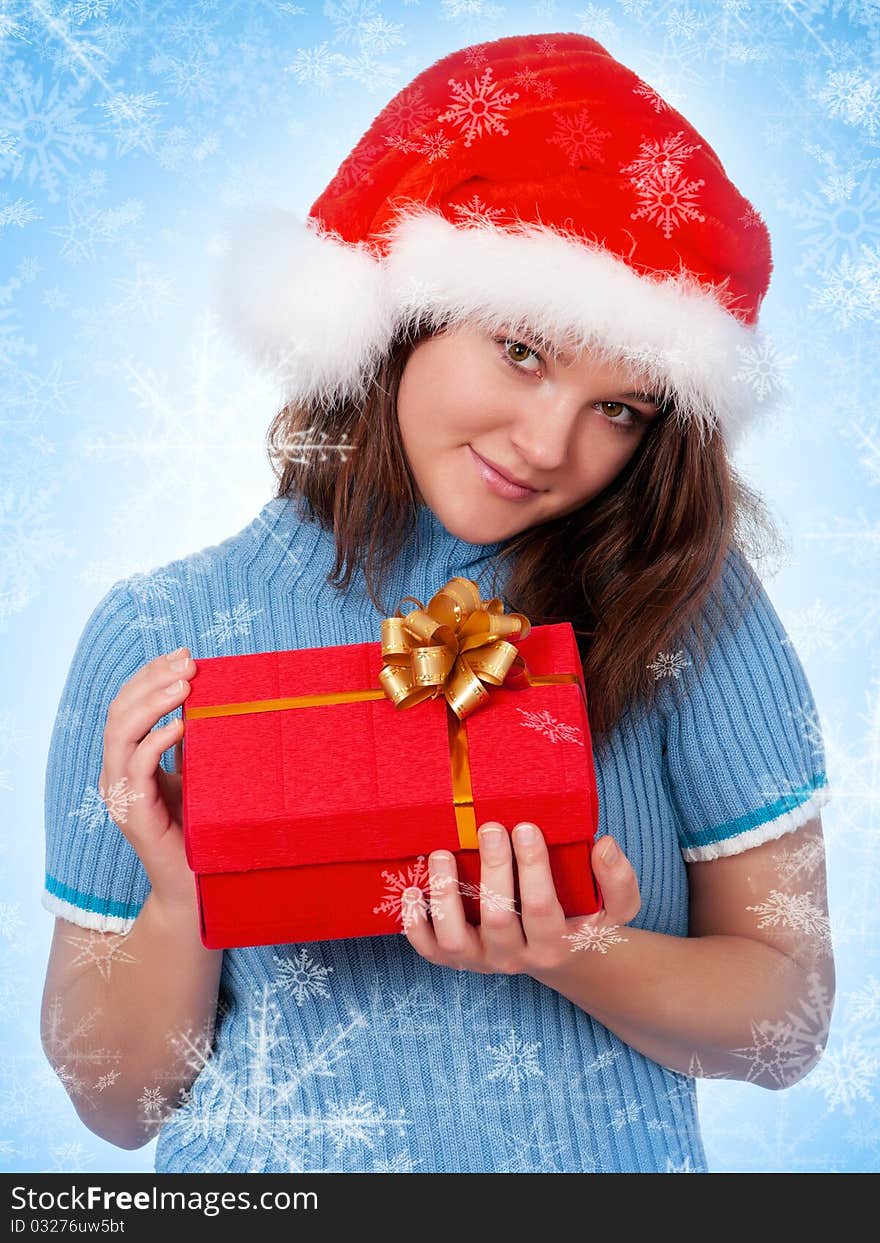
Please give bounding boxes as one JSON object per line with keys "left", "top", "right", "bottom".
{"left": 43, "top": 495, "right": 831, "bottom": 1172}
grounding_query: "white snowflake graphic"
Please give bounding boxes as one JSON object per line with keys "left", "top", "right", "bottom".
{"left": 436, "top": 66, "right": 519, "bottom": 148}
{"left": 647, "top": 650, "right": 692, "bottom": 681}
{"left": 562, "top": 921, "right": 630, "bottom": 954}
{"left": 383, "top": 127, "right": 453, "bottom": 163}
{"left": 165, "top": 985, "right": 410, "bottom": 1171}
{"left": 734, "top": 335, "right": 792, "bottom": 401}
{"left": 745, "top": 889, "right": 832, "bottom": 956}
{"left": 816, "top": 68, "right": 879, "bottom": 139}
{"left": 46, "top": 1142, "right": 92, "bottom": 1173}
{"left": 499, "top": 1109, "right": 580, "bottom": 1172}
{"left": 621, "top": 130, "right": 702, "bottom": 183}
{"left": 457, "top": 878, "right": 519, "bottom": 914}
{"left": 485, "top": 1027, "right": 545, "bottom": 1091}
{"left": 100, "top": 90, "right": 164, "bottom": 159}
{"left": 775, "top": 833, "right": 831, "bottom": 887}
{"left": 633, "top": 80, "right": 672, "bottom": 113}
{"left": 380, "top": 82, "right": 437, "bottom": 134}
{"left": 847, "top": 976, "right": 880, "bottom": 1027}
{"left": 515, "top": 706, "right": 584, "bottom": 744}
{"left": 546, "top": 107, "right": 612, "bottom": 167}
{"left": 730, "top": 969, "right": 833, "bottom": 1088}
{"left": 272, "top": 948, "right": 335, "bottom": 1006}
{"left": 70, "top": 774, "right": 144, "bottom": 831}
{"left": 40, "top": 993, "right": 123, "bottom": 1113}
{"left": 628, "top": 165, "right": 706, "bottom": 240}
{"left": 137, "top": 1085, "right": 167, "bottom": 1117}
{"left": 609, "top": 1098, "right": 647, "bottom": 1131}
{"left": 199, "top": 598, "right": 263, "bottom": 649}
{"left": 373, "top": 855, "right": 447, "bottom": 929}
{"left": 62, "top": 928, "right": 138, "bottom": 980}
{"left": 278, "top": 426, "right": 353, "bottom": 467}
{"left": 805, "top": 1038, "right": 878, "bottom": 1115}
{"left": 451, "top": 193, "right": 507, "bottom": 228}
{"left": 808, "top": 246, "right": 879, "bottom": 328}
{"left": 0, "top": 481, "right": 69, "bottom": 625}
{"left": 0, "top": 59, "right": 107, "bottom": 203}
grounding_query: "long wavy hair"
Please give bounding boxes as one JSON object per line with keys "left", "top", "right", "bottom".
{"left": 265, "top": 318, "right": 785, "bottom": 747}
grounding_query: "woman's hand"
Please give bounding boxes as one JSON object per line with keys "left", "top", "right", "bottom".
{"left": 98, "top": 646, "right": 198, "bottom": 921}
{"left": 402, "top": 821, "right": 642, "bottom": 976}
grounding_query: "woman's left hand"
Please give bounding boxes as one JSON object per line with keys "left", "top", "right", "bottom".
{"left": 402, "top": 821, "right": 641, "bottom": 976}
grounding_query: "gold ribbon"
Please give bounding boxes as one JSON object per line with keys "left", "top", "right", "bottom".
{"left": 184, "top": 576, "right": 584, "bottom": 850}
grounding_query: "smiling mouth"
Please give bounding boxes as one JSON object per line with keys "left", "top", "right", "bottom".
{"left": 469, "top": 446, "right": 541, "bottom": 491}
{"left": 468, "top": 445, "right": 542, "bottom": 500}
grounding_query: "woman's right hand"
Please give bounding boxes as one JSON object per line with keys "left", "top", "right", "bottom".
{"left": 99, "top": 647, "right": 198, "bottom": 920}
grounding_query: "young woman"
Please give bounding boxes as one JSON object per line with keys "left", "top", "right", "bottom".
{"left": 40, "top": 32, "right": 834, "bottom": 1173}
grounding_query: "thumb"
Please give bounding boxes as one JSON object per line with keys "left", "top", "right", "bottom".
{"left": 591, "top": 835, "right": 641, "bottom": 923}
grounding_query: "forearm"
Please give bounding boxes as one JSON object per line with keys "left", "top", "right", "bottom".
{"left": 529, "top": 928, "right": 827, "bottom": 1088}
{"left": 41, "top": 892, "right": 224, "bottom": 1150}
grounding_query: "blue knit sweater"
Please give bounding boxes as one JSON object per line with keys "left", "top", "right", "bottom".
{"left": 43, "top": 495, "right": 831, "bottom": 1173}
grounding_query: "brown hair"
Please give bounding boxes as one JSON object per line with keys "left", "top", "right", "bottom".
{"left": 265, "top": 319, "right": 786, "bottom": 748}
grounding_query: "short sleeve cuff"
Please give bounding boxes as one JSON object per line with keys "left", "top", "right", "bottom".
{"left": 679, "top": 774, "right": 832, "bottom": 862}
{"left": 42, "top": 873, "right": 144, "bottom": 934}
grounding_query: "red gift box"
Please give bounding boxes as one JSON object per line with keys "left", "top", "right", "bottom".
{"left": 181, "top": 580, "right": 602, "bottom": 949}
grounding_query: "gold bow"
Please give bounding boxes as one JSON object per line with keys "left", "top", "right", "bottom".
{"left": 378, "top": 576, "right": 533, "bottom": 721}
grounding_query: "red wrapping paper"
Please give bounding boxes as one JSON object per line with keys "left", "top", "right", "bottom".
{"left": 181, "top": 622, "right": 602, "bottom": 948}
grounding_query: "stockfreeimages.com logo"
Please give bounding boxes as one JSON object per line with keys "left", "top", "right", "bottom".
{"left": 11, "top": 1185, "right": 316, "bottom": 1219}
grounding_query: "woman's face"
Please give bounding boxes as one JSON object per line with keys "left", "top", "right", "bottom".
{"left": 396, "top": 323, "right": 666, "bottom": 544}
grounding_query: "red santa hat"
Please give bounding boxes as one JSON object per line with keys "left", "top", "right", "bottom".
{"left": 213, "top": 32, "right": 777, "bottom": 453}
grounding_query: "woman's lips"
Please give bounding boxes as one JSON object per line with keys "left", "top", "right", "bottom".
{"left": 468, "top": 446, "right": 538, "bottom": 500}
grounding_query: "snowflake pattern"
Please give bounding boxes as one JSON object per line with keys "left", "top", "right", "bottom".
{"left": 70, "top": 774, "right": 144, "bottom": 831}
{"left": 198, "top": 598, "right": 263, "bottom": 649}
{"left": 163, "top": 985, "right": 410, "bottom": 1172}
{"left": 730, "top": 970, "right": 834, "bottom": 1089}
{"left": 562, "top": 921, "right": 630, "bottom": 954}
{"left": 515, "top": 706, "right": 584, "bottom": 745}
{"left": 436, "top": 67, "right": 519, "bottom": 148}
{"left": 372, "top": 855, "right": 440, "bottom": 929}
{"left": 137, "top": 1085, "right": 167, "bottom": 1117}
{"left": 806, "top": 1039, "right": 878, "bottom": 1115}
{"left": 546, "top": 107, "right": 612, "bottom": 167}
{"left": 272, "top": 948, "right": 335, "bottom": 1006}
{"left": 451, "top": 193, "right": 507, "bottom": 228}
{"left": 647, "top": 650, "right": 692, "bottom": 681}
{"left": 61, "top": 929, "right": 138, "bottom": 980}
{"left": 620, "top": 130, "right": 706, "bottom": 239}
{"left": 745, "top": 889, "right": 833, "bottom": 956}
{"left": 485, "top": 1028, "right": 545, "bottom": 1091}
{"left": 40, "top": 994, "right": 123, "bottom": 1114}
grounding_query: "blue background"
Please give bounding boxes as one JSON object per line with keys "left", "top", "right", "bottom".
{"left": 1, "top": 0, "right": 877, "bottom": 1172}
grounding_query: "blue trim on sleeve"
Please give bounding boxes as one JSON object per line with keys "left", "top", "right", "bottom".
{"left": 682, "top": 772, "right": 828, "bottom": 849}
{"left": 44, "top": 872, "right": 143, "bottom": 921}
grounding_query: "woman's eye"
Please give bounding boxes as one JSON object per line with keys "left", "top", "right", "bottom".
{"left": 499, "top": 337, "right": 542, "bottom": 373}
{"left": 597, "top": 400, "right": 638, "bottom": 430}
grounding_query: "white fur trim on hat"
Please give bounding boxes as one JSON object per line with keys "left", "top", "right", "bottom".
{"left": 212, "top": 204, "right": 395, "bottom": 413}
{"left": 213, "top": 203, "right": 779, "bottom": 451}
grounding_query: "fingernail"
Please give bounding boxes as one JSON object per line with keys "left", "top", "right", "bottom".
{"left": 514, "top": 822, "right": 537, "bottom": 844}
{"left": 600, "top": 837, "right": 618, "bottom": 864}
{"left": 163, "top": 680, "right": 184, "bottom": 695}
{"left": 167, "top": 646, "right": 187, "bottom": 659}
